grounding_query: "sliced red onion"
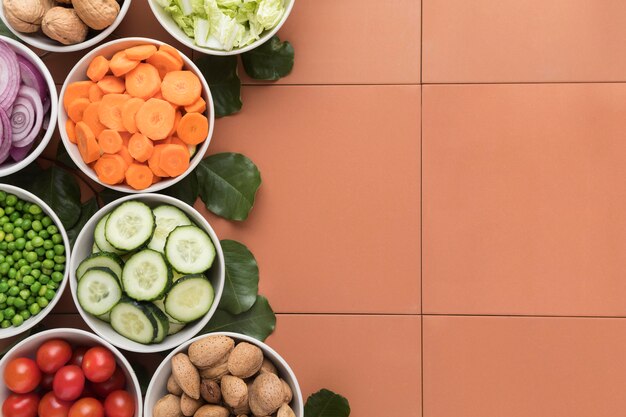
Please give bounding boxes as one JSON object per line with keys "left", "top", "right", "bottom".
{"left": 43, "top": 112, "right": 50, "bottom": 130}
{"left": 0, "top": 108, "right": 12, "bottom": 164}
{"left": 10, "top": 96, "right": 35, "bottom": 142}
{"left": 11, "top": 86, "right": 43, "bottom": 147}
{"left": 9, "top": 141, "right": 34, "bottom": 162}
{"left": 0, "top": 41, "right": 20, "bottom": 111}
{"left": 16, "top": 55, "right": 47, "bottom": 102}
{"left": 42, "top": 96, "right": 51, "bottom": 114}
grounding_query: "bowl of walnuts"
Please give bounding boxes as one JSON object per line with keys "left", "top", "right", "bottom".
{"left": 0, "top": 0, "right": 132, "bottom": 52}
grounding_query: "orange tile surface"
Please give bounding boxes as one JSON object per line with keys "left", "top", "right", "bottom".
{"left": 423, "top": 316, "right": 626, "bottom": 417}
{"left": 423, "top": 84, "right": 626, "bottom": 316}
{"left": 204, "top": 85, "right": 421, "bottom": 314}
{"left": 423, "top": 0, "right": 626, "bottom": 83}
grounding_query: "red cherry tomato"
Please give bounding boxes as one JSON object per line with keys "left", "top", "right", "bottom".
{"left": 41, "top": 373, "right": 55, "bottom": 391}
{"left": 36, "top": 339, "right": 73, "bottom": 374}
{"left": 68, "top": 398, "right": 104, "bottom": 417}
{"left": 38, "top": 392, "right": 72, "bottom": 417}
{"left": 103, "top": 391, "right": 134, "bottom": 417}
{"left": 4, "top": 358, "right": 42, "bottom": 394}
{"left": 68, "top": 347, "right": 89, "bottom": 368}
{"left": 53, "top": 366, "right": 85, "bottom": 402}
{"left": 91, "top": 368, "right": 125, "bottom": 399}
{"left": 2, "top": 393, "right": 39, "bottom": 417}
{"left": 82, "top": 348, "right": 116, "bottom": 383}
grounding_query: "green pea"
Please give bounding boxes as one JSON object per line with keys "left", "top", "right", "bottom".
{"left": 0, "top": 294, "right": 6, "bottom": 304}
{"left": 42, "top": 260, "right": 54, "bottom": 270}
{"left": 11, "top": 314, "right": 23, "bottom": 326}
{"left": 26, "top": 230, "right": 36, "bottom": 240}
{"left": 51, "top": 272, "right": 63, "bottom": 283}
{"left": 45, "top": 250, "right": 54, "bottom": 260}
{"left": 37, "top": 297, "right": 48, "bottom": 308}
{"left": 47, "top": 281, "right": 58, "bottom": 290}
{"left": 14, "top": 238, "right": 25, "bottom": 250}
{"left": 43, "top": 240, "right": 53, "bottom": 250}
{"left": 19, "top": 290, "right": 29, "bottom": 300}
{"left": 44, "top": 289, "right": 55, "bottom": 300}
{"left": 28, "top": 204, "right": 42, "bottom": 215}
{"left": 4, "top": 207, "right": 13, "bottom": 215}
{"left": 53, "top": 245, "right": 65, "bottom": 255}
{"left": 53, "top": 264, "right": 64, "bottom": 272}
{"left": 13, "top": 218, "right": 22, "bottom": 228}
{"left": 29, "top": 303, "right": 40, "bottom": 315}
{"left": 24, "top": 242, "right": 33, "bottom": 252}
{"left": 14, "top": 201, "right": 23, "bottom": 212}
{"left": 5, "top": 258, "right": 13, "bottom": 266}
{"left": 21, "top": 219, "right": 31, "bottom": 231}
{"left": 30, "top": 282, "right": 41, "bottom": 294}
{"left": 0, "top": 263, "right": 9, "bottom": 275}
{"left": 19, "top": 310, "right": 29, "bottom": 320}
{"left": 31, "top": 221, "right": 42, "bottom": 232}
{"left": 0, "top": 231, "right": 5, "bottom": 242}
{"left": 6, "top": 279, "right": 15, "bottom": 287}
{"left": 24, "top": 252, "right": 37, "bottom": 263}
{"left": 17, "top": 283, "right": 24, "bottom": 290}
{"left": 11, "top": 251, "right": 21, "bottom": 261}
{"left": 8, "top": 286, "right": 18, "bottom": 296}
{"left": 1, "top": 320, "right": 10, "bottom": 328}
{"left": 8, "top": 212, "right": 18, "bottom": 222}
{"left": 16, "top": 259, "right": 26, "bottom": 268}
{"left": 0, "top": 311, "right": 4, "bottom": 322}
{"left": 52, "top": 234, "right": 62, "bottom": 244}
{"left": 7, "top": 268, "right": 15, "bottom": 279}
{"left": 3, "top": 307, "right": 15, "bottom": 319}
{"left": 0, "top": 242, "right": 7, "bottom": 251}
{"left": 2, "top": 223, "right": 13, "bottom": 233}
{"left": 39, "top": 275, "right": 49, "bottom": 284}
{"left": 0, "top": 191, "right": 6, "bottom": 202}
{"left": 6, "top": 296, "right": 14, "bottom": 306}
{"left": 4, "top": 234, "right": 14, "bottom": 242}
{"left": 46, "top": 225, "right": 58, "bottom": 235}
{"left": 22, "top": 214, "right": 32, "bottom": 221}
{"left": 12, "top": 228, "right": 23, "bottom": 239}
{"left": 38, "top": 230, "right": 49, "bottom": 240}
{"left": 22, "top": 276, "right": 34, "bottom": 286}
{"left": 13, "top": 298, "right": 25, "bottom": 310}
{"left": 35, "top": 248, "right": 45, "bottom": 257}
{"left": 5, "top": 195, "right": 16, "bottom": 206}
{"left": 31, "top": 261, "right": 41, "bottom": 270}
{"left": 0, "top": 282, "right": 7, "bottom": 293}
{"left": 31, "top": 236, "right": 43, "bottom": 248}
{"left": 53, "top": 255, "right": 65, "bottom": 264}
{"left": 26, "top": 297, "right": 34, "bottom": 305}
{"left": 41, "top": 217, "right": 52, "bottom": 227}
{"left": 30, "top": 269, "right": 40, "bottom": 279}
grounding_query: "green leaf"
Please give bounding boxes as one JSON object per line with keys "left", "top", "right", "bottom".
{"left": 99, "top": 189, "right": 125, "bottom": 206}
{"left": 196, "top": 153, "right": 261, "bottom": 221}
{"left": 3, "top": 163, "right": 43, "bottom": 191}
{"left": 66, "top": 198, "right": 98, "bottom": 247}
{"left": 56, "top": 143, "right": 77, "bottom": 169}
{"left": 194, "top": 55, "right": 242, "bottom": 118}
{"left": 160, "top": 170, "right": 199, "bottom": 206}
{"left": 204, "top": 295, "right": 275, "bottom": 341}
{"left": 220, "top": 240, "right": 259, "bottom": 314}
{"left": 130, "top": 361, "right": 152, "bottom": 397}
{"left": 305, "top": 389, "right": 351, "bottom": 417}
{"left": 0, "top": 20, "right": 18, "bottom": 41}
{"left": 29, "top": 167, "right": 82, "bottom": 230}
{"left": 242, "top": 36, "right": 294, "bottom": 80}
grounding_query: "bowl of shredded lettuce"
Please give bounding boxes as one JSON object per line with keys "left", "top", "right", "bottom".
{"left": 150, "top": 0, "right": 294, "bottom": 55}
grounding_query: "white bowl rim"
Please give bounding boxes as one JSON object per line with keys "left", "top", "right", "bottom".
{"left": 69, "top": 192, "right": 225, "bottom": 353}
{"left": 0, "top": 327, "right": 144, "bottom": 417}
{"left": 147, "top": 0, "right": 296, "bottom": 56}
{"left": 0, "top": 0, "right": 133, "bottom": 53}
{"left": 144, "top": 331, "right": 305, "bottom": 417}
{"left": 0, "top": 184, "right": 71, "bottom": 340}
{"left": 0, "top": 36, "right": 58, "bottom": 178}
{"left": 57, "top": 36, "right": 215, "bottom": 194}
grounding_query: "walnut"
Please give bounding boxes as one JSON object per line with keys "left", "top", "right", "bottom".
{"left": 2, "top": 0, "right": 45, "bottom": 33}
{"left": 72, "top": 0, "right": 119, "bottom": 30}
{"left": 41, "top": 7, "right": 88, "bottom": 45}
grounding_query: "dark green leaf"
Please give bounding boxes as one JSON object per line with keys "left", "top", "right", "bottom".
{"left": 56, "top": 143, "right": 77, "bottom": 169}
{"left": 242, "top": 36, "right": 294, "bottom": 81}
{"left": 29, "top": 167, "right": 81, "bottom": 229}
{"left": 130, "top": 361, "right": 152, "bottom": 396}
{"left": 220, "top": 240, "right": 259, "bottom": 314}
{"left": 205, "top": 295, "right": 275, "bottom": 341}
{"left": 99, "top": 189, "right": 125, "bottom": 206}
{"left": 3, "top": 163, "right": 43, "bottom": 191}
{"left": 305, "top": 389, "right": 351, "bottom": 417}
{"left": 160, "top": 170, "right": 199, "bottom": 206}
{"left": 0, "top": 20, "right": 18, "bottom": 41}
{"left": 66, "top": 198, "right": 98, "bottom": 247}
{"left": 194, "top": 55, "right": 242, "bottom": 118}
{"left": 196, "top": 153, "right": 261, "bottom": 221}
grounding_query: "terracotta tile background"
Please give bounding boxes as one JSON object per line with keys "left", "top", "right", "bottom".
{"left": 8, "top": 0, "right": 626, "bottom": 416}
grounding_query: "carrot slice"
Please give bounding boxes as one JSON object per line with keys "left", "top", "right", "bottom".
{"left": 151, "top": 175, "right": 162, "bottom": 184}
{"left": 161, "top": 71, "right": 202, "bottom": 106}
{"left": 82, "top": 102, "right": 106, "bottom": 138}
{"left": 121, "top": 97, "right": 145, "bottom": 134}
{"left": 176, "top": 112, "right": 209, "bottom": 145}
{"left": 63, "top": 81, "right": 93, "bottom": 112}
{"left": 116, "top": 145, "right": 134, "bottom": 166}
{"left": 169, "top": 110, "right": 182, "bottom": 137}
{"left": 76, "top": 121, "right": 101, "bottom": 164}
{"left": 98, "top": 129, "right": 123, "bottom": 154}
{"left": 148, "top": 145, "right": 169, "bottom": 177}
{"left": 94, "top": 154, "right": 127, "bottom": 185}
{"left": 128, "top": 133, "right": 154, "bottom": 162}
{"left": 110, "top": 51, "right": 140, "bottom": 77}
{"left": 89, "top": 84, "right": 104, "bottom": 102}
{"left": 97, "top": 76, "right": 126, "bottom": 94}
{"left": 125, "top": 44, "right": 157, "bottom": 61}
{"left": 125, "top": 163, "right": 154, "bottom": 190}
{"left": 158, "top": 144, "right": 190, "bottom": 177}
{"left": 98, "top": 94, "right": 131, "bottom": 131}
{"left": 86, "top": 56, "right": 110, "bottom": 82}
{"left": 67, "top": 98, "right": 90, "bottom": 123}
{"left": 159, "top": 44, "right": 184, "bottom": 66}
{"left": 125, "top": 63, "right": 161, "bottom": 99}
{"left": 135, "top": 98, "right": 175, "bottom": 140}
{"left": 184, "top": 96, "right": 206, "bottom": 114}
{"left": 66, "top": 120, "right": 77, "bottom": 144}
{"left": 146, "top": 50, "right": 183, "bottom": 79}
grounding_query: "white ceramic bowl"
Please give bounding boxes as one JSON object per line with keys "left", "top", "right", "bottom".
{"left": 0, "top": 184, "right": 70, "bottom": 340}
{"left": 0, "top": 328, "right": 143, "bottom": 416}
{"left": 58, "top": 37, "right": 215, "bottom": 193}
{"left": 0, "top": 36, "right": 58, "bottom": 178}
{"left": 145, "top": 332, "right": 304, "bottom": 417}
{"left": 69, "top": 193, "right": 224, "bottom": 353}
{"left": 0, "top": 1, "right": 132, "bottom": 53}
{"left": 147, "top": 0, "right": 295, "bottom": 56}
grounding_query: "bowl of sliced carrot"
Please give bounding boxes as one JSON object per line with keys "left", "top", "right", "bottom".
{"left": 58, "top": 37, "right": 214, "bottom": 192}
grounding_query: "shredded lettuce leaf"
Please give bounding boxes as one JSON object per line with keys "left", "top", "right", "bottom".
{"left": 160, "top": 0, "right": 285, "bottom": 51}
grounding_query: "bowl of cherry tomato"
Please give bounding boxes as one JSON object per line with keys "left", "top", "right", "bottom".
{"left": 0, "top": 328, "right": 142, "bottom": 417}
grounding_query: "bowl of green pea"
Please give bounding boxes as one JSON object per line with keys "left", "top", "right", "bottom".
{"left": 0, "top": 184, "right": 70, "bottom": 339}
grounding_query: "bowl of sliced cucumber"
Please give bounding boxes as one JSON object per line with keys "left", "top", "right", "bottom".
{"left": 69, "top": 193, "right": 224, "bottom": 353}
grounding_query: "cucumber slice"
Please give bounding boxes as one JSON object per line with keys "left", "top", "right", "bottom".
{"left": 77, "top": 267, "right": 122, "bottom": 316}
{"left": 105, "top": 201, "right": 155, "bottom": 251}
{"left": 165, "top": 226, "right": 216, "bottom": 274}
{"left": 97, "top": 311, "right": 111, "bottom": 323}
{"left": 110, "top": 299, "right": 157, "bottom": 344}
{"left": 153, "top": 298, "right": 184, "bottom": 324}
{"left": 76, "top": 252, "right": 123, "bottom": 281}
{"left": 92, "top": 242, "right": 100, "bottom": 253}
{"left": 165, "top": 274, "right": 214, "bottom": 323}
{"left": 148, "top": 205, "right": 192, "bottom": 254}
{"left": 95, "top": 214, "right": 124, "bottom": 255}
{"left": 122, "top": 249, "right": 172, "bottom": 301}
{"left": 146, "top": 303, "right": 170, "bottom": 343}
{"left": 168, "top": 322, "right": 186, "bottom": 335}
{"left": 173, "top": 271, "right": 185, "bottom": 282}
